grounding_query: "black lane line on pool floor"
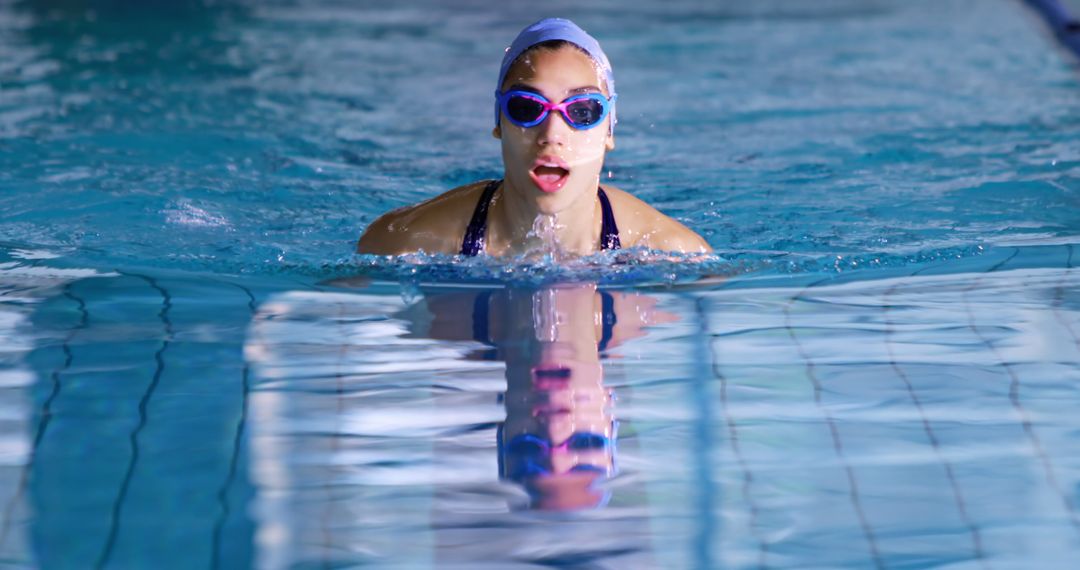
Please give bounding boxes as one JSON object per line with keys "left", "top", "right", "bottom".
{"left": 961, "top": 248, "right": 1080, "bottom": 537}
{"left": 1023, "top": 0, "right": 1080, "bottom": 60}
{"left": 881, "top": 266, "right": 988, "bottom": 568}
{"left": 783, "top": 277, "right": 885, "bottom": 570}
{"left": 695, "top": 296, "right": 769, "bottom": 570}
{"left": 0, "top": 283, "right": 89, "bottom": 550}
{"left": 95, "top": 273, "right": 173, "bottom": 570}
{"left": 690, "top": 296, "right": 720, "bottom": 570}
{"left": 1050, "top": 245, "right": 1079, "bottom": 355}
{"left": 210, "top": 282, "right": 258, "bottom": 570}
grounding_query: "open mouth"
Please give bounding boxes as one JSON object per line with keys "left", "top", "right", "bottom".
{"left": 532, "top": 406, "right": 572, "bottom": 419}
{"left": 529, "top": 157, "right": 570, "bottom": 193}
{"left": 532, "top": 365, "right": 572, "bottom": 389}
{"left": 534, "top": 367, "right": 571, "bottom": 379}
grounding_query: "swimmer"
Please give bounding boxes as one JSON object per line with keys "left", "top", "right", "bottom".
{"left": 357, "top": 18, "right": 712, "bottom": 257}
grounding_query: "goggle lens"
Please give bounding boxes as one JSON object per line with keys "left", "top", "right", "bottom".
{"left": 506, "top": 95, "right": 546, "bottom": 125}
{"left": 564, "top": 98, "right": 604, "bottom": 126}
{"left": 507, "top": 434, "right": 548, "bottom": 456}
{"left": 566, "top": 432, "right": 609, "bottom": 451}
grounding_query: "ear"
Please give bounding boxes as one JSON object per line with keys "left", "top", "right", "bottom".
{"left": 492, "top": 124, "right": 502, "bottom": 139}
{"left": 605, "top": 132, "right": 615, "bottom": 151}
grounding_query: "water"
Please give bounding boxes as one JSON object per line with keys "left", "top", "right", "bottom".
{"left": 1, "top": 0, "right": 1079, "bottom": 568}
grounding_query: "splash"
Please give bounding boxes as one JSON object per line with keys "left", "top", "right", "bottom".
{"left": 334, "top": 247, "right": 741, "bottom": 288}
{"left": 325, "top": 242, "right": 998, "bottom": 290}
{"left": 523, "top": 213, "right": 567, "bottom": 261}
{"left": 163, "top": 200, "right": 231, "bottom": 229}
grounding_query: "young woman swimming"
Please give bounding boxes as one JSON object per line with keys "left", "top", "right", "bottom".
{"left": 358, "top": 18, "right": 711, "bottom": 257}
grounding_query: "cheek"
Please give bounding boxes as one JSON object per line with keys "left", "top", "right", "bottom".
{"left": 502, "top": 125, "right": 537, "bottom": 153}
{"left": 569, "top": 130, "right": 609, "bottom": 162}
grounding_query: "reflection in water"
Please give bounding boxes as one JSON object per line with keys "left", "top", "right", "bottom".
{"left": 0, "top": 275, "right": 64, "bottom": 567}
{"left": 244, "top": 282, "right": 666, "bottom": 565}
{"left": 411, "top": 283, "right": 670, "bottom": 512}
{"left": 4, "top": 258, "right": 1080, "bottom": 567}
{"left": 434, "top": 285, "right": 626, "bottom": 511}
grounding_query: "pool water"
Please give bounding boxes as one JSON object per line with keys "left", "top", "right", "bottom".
{"left": 2, "top": 0, "right": 1079, "bottom": 568}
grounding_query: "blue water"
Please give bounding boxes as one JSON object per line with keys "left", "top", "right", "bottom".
{"left": 2, "top": 0, "right": 1080, "bottom": 568}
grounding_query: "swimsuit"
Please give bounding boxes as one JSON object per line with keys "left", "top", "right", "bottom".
{"left": 459, "top": 179, "right": 622, "bottom": 256}
{"left": 471, "top": 289, "right": 618, "bottom": 360}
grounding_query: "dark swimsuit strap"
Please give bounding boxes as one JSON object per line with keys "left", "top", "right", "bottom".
{"left": 597, "top": 187, "right": 622, "bottom": 251}
{"left": 460, "top": 179, "right": 622, "bottom": 257}
{"left": 460, "top": 179, "right": 501, "bottom": 257}
{"left": 472, "top": 290, "right": 495, "bottom": 350}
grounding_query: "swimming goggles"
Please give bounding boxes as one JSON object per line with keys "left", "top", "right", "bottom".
{"left": 496, "top": 90, "right": 617, "bottom": 131}
{"left": 499, "top": 430, "right": 615, "bottom": 480}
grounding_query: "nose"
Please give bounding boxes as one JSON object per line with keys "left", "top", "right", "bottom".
{"left": 536, "top": 411, "right": 574, "bottom": 451}
{"left": 536, "top": 108, "right": 573, "bottom": 146}
{"left": 549, "top": 446, "right": 578, "bottom": 474}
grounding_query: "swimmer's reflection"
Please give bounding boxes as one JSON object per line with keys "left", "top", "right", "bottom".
{"left": 500, "top": 354, "right": 614, "bottom": 510}
{"left": 416, "top": 284, "right": 667, "bottom": 511}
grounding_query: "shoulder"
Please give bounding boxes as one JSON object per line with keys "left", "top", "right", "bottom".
{"left": 357, "top": 181, "right": 493, "bottom": 255}
{"left": 602, "top": 185, "right": 712, "bottom": 254}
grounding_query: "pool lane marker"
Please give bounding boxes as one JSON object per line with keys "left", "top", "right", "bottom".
{"left": 687, "top": 296, "right": 721, "bottom": 570}
{"left": 881, "top": 266, "right": 988, "bottom": 568}
{"left": 960, "top": 248, "right": 1080, "bottom": 537}
{"left": 1050, "top": 245, "right": 1079, "bottom": 355}
{"left": 0, "top": 284, "right": 89, "bottom": 552}
{"left": 694, "top": 296, "right": 770, "bottom": 569}
{"left": 783, "top": 277, "right": 885, "bottom": 570}
{"left": 95, "top": 273, "right": 173, "bottom": 570}
{"left": 210, "top": 281, "right": 258, "bottom": 570}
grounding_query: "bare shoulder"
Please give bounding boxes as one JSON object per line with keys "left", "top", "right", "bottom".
{"left": 357, "top": 181, "right": 491, "bottom": 255}
{"left": 602, "top": 185, "right": 712, "bottom": 253}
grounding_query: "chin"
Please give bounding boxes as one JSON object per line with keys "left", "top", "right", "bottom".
{"left": 532, "top": 191, "right": 564, "bottom": 211}
{"left": 532, "top": 189, "right": 584, "bottom": 217}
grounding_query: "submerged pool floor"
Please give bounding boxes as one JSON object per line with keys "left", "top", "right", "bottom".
{"left": 0, "top": 247, "right": 1078, "bottom": 568}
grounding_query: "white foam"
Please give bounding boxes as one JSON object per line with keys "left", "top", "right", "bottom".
{"left": 163, "top": 200, "right": 231, "bottom": 228}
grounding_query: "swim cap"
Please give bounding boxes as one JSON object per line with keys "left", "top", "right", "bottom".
{"left": 495, "top": 18, "right": 616, "bottom": 132}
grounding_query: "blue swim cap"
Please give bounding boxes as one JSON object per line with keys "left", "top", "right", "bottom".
{"left": 495, "top": 18, "right": 616, "bottom": 132}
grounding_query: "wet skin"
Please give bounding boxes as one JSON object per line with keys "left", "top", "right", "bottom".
{"left": 357, "top": 45, "right": 712, "bottom": 257}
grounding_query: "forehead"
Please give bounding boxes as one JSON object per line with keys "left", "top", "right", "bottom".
{"left": 501, "top": 45, "right": 607, "bottom": 95}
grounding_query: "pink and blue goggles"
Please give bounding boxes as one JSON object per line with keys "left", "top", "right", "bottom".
{"left": 496, "top": 89, "right": 617, "bottom": 131}
{"left": 497, "top": 423, "right": 618, "bottom": 482}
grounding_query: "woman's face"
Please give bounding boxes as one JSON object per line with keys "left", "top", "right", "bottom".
{"left": 495, "top": 45, "right": 615, "bottom": 215}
